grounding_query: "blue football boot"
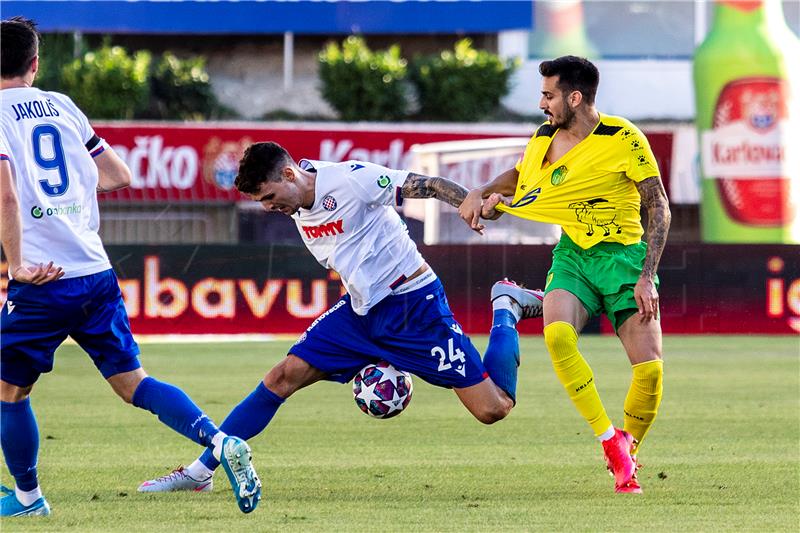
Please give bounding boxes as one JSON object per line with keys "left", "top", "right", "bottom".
{"left": 219, "top": 436, "right": 261, "bottom": 513}
{"left": 0, "top": 485, "right": 51, "bottom": 517}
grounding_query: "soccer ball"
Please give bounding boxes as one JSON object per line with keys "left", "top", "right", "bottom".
{"left": 353, "top": 361, "right": 413, "bottom": 419}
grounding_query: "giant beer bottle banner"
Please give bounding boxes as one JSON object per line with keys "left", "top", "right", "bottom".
{"left": 694, "top": 0, "right": 800, "bottom": 243}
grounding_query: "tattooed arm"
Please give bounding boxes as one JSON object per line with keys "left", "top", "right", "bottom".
{"left": 399, "top": 172, "right": 469, "bottom": 209}
{"left": 634, "top": 176, "right": 671, "bottom": 322}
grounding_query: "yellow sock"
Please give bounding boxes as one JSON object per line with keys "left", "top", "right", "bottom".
{"left": 623, "top": 359, "right": 664, "bottom": 455}
{"left": 543, "top": 321, "right": 612, "bottom": 437}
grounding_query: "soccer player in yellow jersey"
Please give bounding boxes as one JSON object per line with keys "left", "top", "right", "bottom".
{"left": 459, "top": 56, "right": 671, "bottom": 494}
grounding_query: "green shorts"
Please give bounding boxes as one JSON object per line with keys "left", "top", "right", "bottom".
{"left": 544, "top": 233, "right": 659, "bottom": 333}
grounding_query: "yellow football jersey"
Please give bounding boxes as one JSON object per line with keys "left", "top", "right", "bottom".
{"left": 497, "top": 113, "right": 660, "bottom": 249}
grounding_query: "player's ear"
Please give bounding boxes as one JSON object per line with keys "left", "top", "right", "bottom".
{"left": 569, "top": 90, "right": 583, "bottom": 108}
{"left": 282, "top": 166, "right": 295, "bottom": 182}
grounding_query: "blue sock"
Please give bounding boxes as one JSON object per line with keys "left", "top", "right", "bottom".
{"left": 199, "top": 382, "right": 285, "bottom": 470}
{"left": 482, "top": 309, "right": 520, "bottom": 403}
{"left": 131, "top": 377, "right": 219, "bottom": 448}
{"left": 1, "top": 398, "right": 39, "bottom": 491}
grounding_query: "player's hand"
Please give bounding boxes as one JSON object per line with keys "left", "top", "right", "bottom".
{"left": 458, "top": 189, "right": 486, "bottom": 235}
{"left": 481, "top": 193, "right": 510, "bottom": 221}
{"left": 11, "top": 262, "right": 65, "bottom": 285}
{"left": 633, "top": 275, "right": 659, "bottom": 322}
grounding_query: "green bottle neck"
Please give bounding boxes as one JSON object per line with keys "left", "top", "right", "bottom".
{"left": 711, "top": 0, "right": 786, "bottom": 32}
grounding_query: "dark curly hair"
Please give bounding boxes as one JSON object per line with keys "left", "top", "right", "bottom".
{"left": 235, "top": 142, "right": 293, "bottom": 194}
{"left": 1, "top": 16, "right": 40, "bottom": 79}
{"left": 539, "top": 55, "right": 599, "bottom": 105}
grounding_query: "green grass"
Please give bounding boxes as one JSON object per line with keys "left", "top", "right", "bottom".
{"left": 2, "top": 336, "right": 799, "bottom": 532}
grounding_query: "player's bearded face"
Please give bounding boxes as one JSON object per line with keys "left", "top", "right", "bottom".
{"left": 539, "top": 75, "right": 575, "bottom": 129}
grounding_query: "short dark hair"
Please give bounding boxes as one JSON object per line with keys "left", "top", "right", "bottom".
{"left": 235, "top": 142, "right": 293, "bottom": 194}
{"left": 1, "top": 16, "right": 40, "bottom": 79}
{"left": 539, "top": 55, "right": 599, "bottom": 105}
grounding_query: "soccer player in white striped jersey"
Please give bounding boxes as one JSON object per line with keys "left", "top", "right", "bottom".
{"left": 0, "top": 17, "right": 260, "bottom": 516}
{"left": 139, "top": 142, "right": 543, "bottom": 493}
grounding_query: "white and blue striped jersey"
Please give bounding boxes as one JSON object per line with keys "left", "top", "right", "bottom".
{"left": 292, "top": 160, "right": 424, "bottom": 315}
{"left": 1, "top": 87, "right": 110, "bottom": 279}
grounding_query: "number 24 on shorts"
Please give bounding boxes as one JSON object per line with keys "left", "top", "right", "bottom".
{"left": 431, "top": 338, "right": 466, "bottom": 377}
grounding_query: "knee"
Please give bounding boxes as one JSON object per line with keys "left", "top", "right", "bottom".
{"left": 262, "top": 355, "right": 313, "bottom": 399}
{"left": 543, "top": 321, "right": 579, "bottom": 359}
{"left": 474, "top": 397, "right": 513, "bottom": 425}
{"left": 108, "top": 369, "right": 147, "bottom": 404}
{"left": 632, "top": 359, "right": 663, "bottom": 387}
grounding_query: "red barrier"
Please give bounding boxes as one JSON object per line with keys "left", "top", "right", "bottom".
{"left": 4, "top": 244, "right": 795, "bottom": 335}
{"left": 93, "top": 122, "right": 674, "bottom": 202}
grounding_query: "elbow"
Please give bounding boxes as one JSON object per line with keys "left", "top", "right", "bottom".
{"left": 117, "top": 167, "right": 132, "bottom": 188}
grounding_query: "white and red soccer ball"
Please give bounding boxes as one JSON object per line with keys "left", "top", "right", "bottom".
{"left": 353, "top": 361, "right": 413, "bottom": 419}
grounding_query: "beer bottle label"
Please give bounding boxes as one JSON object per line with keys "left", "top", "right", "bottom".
{"left": 700, "top": 77, "right": 796, "bottom": 226}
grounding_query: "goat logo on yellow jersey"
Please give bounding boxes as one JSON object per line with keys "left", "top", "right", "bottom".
{"left": 568, "top": 198, "right": 623, "bottom": 237}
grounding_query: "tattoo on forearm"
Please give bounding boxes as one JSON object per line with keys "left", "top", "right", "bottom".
{"left": 637, "top": 176, "right": 671, "bottom": 279}
{"left": 401, "top": 173, "right": 468, "bottom": 209}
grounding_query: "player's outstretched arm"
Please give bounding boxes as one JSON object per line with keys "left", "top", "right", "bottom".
{"left": 400, "top": 172, "right": 469, "bottom": 209}
{"left": 458, "top": 167, "right": 520, "bottom": 233}
{"left": 0, "top": 159, "right": 64, "bottom": 284}
{"left": 94, "top": 147, "right": 132, "bottom": 193}
{"left": 634, "top": 176, "right": 671, "bottom": 322}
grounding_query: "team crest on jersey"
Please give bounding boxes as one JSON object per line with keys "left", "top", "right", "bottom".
{"left": 550, "top": 165, "right": 568, "bottom": 186}
{"left": 322, "top": 195, "right": 338, "bottom": 211}
{"left": 376, "top": 175, "right": 392, "bottom": 188}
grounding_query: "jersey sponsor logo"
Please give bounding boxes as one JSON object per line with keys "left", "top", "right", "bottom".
{"left": 568, "top": 198, "right": 622, "bottom": 237}
{"left": 303, "top": 298, "right": 347, "bottom": 333}
{"left": 509, "top": 187, "right": 541, "bottom": 208}
{"left": 550, "top": 165, "right": 568, "bottom": 186}
{"left": 6, "top": 301, "right": 15, "bottom": 314}
{"left": 376, "top": 175, "right": 392, "bottom": 188}
{"left": 29, "top": 203, "right": 83, "bottom": 220}
{"left": 349, "top": 163, "right": 365, "bottom": 171}
{"left": 11, "top": 98, "right": 60, "bottom": 121}
{"left": 321, "top": 195, "right": 337, "bottom": 211}
{"left": 302, "top": 219, "right": 344, "bottom": 239}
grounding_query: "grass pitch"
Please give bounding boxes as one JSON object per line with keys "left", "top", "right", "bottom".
{"left": 2, "top": 335, "right": 798, "bottom": 532}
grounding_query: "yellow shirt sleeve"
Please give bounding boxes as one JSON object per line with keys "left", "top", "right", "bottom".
{"left": 624, "top": 126, "right": 660, "bottom": 183}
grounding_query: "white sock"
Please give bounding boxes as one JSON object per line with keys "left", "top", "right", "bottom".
{"left": 185, "top": 459, "right": 215, "bottom": 481}
{"left": 15, "top": 485, "right": 42, "bottom": 507}
{"left": 596, "top": 425, "right": 616, "bottom": 442}
{"left": 211, "top": 431, "right": 227, "bottom": 461}
{"left": 493, "top": 295, "right": 522, "bottom": 322}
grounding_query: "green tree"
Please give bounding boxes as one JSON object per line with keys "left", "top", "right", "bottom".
{"left": 319, "top": 36, "right": 409, "bottom": 121}
{"left": 410, "top": 39, "right": 518, "bottom": 122}
{"left": 61, "top": 41, "right": 150, "bottom": 119}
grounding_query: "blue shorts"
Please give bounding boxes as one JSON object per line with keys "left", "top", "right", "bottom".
{"left": 1, "top": 269, "right": 140, "bottom": 387}
{"left": 290, "top": 279, "right": 487, "bottom": 389}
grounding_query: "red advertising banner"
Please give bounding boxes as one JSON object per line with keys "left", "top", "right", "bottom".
{"left": 3, "top": 244, "right": 796, "bottom": 335}
{"left": 93, "top": 122, "right": 674, "bottom": 203}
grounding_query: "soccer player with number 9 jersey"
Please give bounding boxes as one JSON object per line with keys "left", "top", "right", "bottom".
{"left": 1, "top": 17, "right": 261, "bottom": 516}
